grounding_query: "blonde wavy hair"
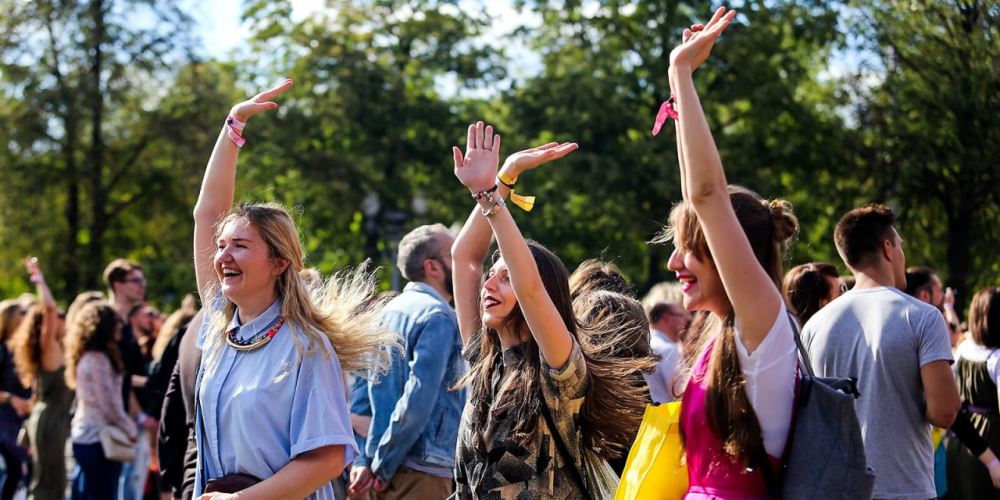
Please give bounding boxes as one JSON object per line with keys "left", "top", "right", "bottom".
{"left": 202, "top": 203, "right": 399, "bottom": 377}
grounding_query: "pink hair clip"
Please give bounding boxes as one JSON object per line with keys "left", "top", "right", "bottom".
{"left": 651, "top": 95, "right": 678, "bottom": 136}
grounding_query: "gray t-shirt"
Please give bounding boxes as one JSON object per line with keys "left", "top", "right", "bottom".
{"left": 800, "top": 286, "right": 953, "bottom": 500}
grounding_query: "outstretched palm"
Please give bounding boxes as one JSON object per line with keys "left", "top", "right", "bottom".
{"left": 669, "top": 7, "right": 737, "bottom": 71}
{"left": 230, "top": 79, "right": 294, "bottom": 122}
{"left": 503, "top": 142, "right": 578, "bottom": 179}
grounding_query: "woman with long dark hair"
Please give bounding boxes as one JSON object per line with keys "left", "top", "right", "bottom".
{"left": 450, "top": 123, "right": 653, "bottom": 498}
{"left": 12, "top": 259, "right": 73, "bottom": 500}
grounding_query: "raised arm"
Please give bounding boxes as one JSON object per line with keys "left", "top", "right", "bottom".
{"left": 24, "top": 256, "right": 56, "bottom": 311}
{"left": 451, "top": 123, "right": 576, "bottom": 346}
{"left": 193, "top": 80, "right": 293, "bottom": 300}
{"left": 24, "top": 257, "right": 59, "bottom": 353}
{"left": 453, "top": 122, "right": 578, "bottom": 369}
{"left": 668, "top": 8, "right": 780, "bottom": 352}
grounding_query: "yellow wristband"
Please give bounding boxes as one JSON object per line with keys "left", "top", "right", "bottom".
{"left": 497, "top": 171, "right": 536, "bottom": 212}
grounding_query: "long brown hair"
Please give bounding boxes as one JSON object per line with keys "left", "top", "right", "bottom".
{"left": 573, "top": 289, "right": 660, "bottom": 459}
{"left": 655, "top": 185, "right": 798, "bottom": 465}
{"left": 203, "top": 203, "right": 399, "bottom": 378}
{"left": 458, "top": 241, "right": 576, "bottom": 448}
{"left": 0, "top": 300, "right": 24, "bottom": 345}
{"left": 12, "top": 304, "right": 46, "bottom": 388}
{"left": 65, "top": 302, "right": 123, "bottom": 389}
{"left": 970, "top": 287, "right": 1000, "bottom": 349}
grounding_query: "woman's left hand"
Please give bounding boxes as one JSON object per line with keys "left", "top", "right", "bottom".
{"left": 669, "top": 6, "right": 737, "bottom": 72}
{"left": 453, "top": 121, "right": 501, "bottom": 193}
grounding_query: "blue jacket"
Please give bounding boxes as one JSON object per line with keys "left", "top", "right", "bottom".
{"left": 358, "top": 281, "right": 467, "bottom": 482}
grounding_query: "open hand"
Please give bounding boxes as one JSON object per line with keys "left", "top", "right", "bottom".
{"left": 669, "top": 7, "right": 738, "bottom": 72}
{"left": 502, "top": 142, "right": 578, "bottom": 180}
{"left": 24, "top": 256, "right": 43, "bottom": 281}
{"left": 453, "top": 121, "right": 501, "bottom": 193}
{"left": 229, "top": 79, "right": 294, "bottom": 123}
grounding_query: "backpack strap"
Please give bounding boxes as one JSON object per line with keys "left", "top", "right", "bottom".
{"left": 538, "top": 401, "right": 595, "bottom": 500}
{"left": 787, "top": 313, "right": 816, "bottom": 378}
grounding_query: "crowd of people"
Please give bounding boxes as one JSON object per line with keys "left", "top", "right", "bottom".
{"left": 1, "top": 6, "right": 999, "bottom": 500}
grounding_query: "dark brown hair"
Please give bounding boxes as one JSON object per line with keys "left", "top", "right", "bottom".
{"left": 103, "top": 258, "right": 142, "bottom": 291}
{"left": 65, "top": 302, "right": 123, "bottom": 389}
{"left": 834, "top": 204, "right": 896, "bottom": 269}
{"left": 460, "top": 241, "right": 575, "bottom": 449}
{"left": 969, "top": 287, "right": 1000, "bottom": 349}
{"left": 904, "top": 266, "right": 937, "bottom": 298}
{"left": 783, "top": 262, "right": 840, "bottom": 324}
{"left": 656, "top": 185, "right": 798, "bottom": 465}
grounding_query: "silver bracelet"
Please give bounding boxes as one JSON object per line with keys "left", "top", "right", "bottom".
{"left": 481, "top": 195, "right": 506, "bottom": 217}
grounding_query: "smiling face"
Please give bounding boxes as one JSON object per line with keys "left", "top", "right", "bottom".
{"left": 668, "top": 246, "right": 727, "bottom": 317}
{"left": 481, "top": 257, "right": 518, "bottom": 330}
{"left": 215, "top": 219, "right": 284, "bottom": 306}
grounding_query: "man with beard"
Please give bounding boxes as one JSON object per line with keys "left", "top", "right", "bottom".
{"left": 906, "top": 266, "right": 962, "bottom": 348}
{"left": 350, "top": 224, "right": 466, "bottom": 499}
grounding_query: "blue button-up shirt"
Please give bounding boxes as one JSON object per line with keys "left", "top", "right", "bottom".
{"left": 360, "top": 281, "right": 467, "bottom": 482}
{"left": 195, "top": 297, "right": 357, "bottom": 499}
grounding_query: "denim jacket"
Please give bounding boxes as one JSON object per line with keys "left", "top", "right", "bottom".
{"left": 358, "top": 281, "right": 467, "bottom": 482}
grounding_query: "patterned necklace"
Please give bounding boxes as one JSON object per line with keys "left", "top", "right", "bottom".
{"left": 226, "top": 316, "right": 285, "bottom": 352}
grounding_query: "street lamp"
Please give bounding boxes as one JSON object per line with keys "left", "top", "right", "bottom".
{"left": 361, "top": 190, "right": 430, "bottom": 291}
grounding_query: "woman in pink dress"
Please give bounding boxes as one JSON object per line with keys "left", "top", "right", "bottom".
{"left": 656, "top": 7, "right": 800, "bottom": 498}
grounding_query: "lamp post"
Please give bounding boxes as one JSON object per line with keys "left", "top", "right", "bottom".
{"left": 362, "top": 190, "right": 429, "bottom": 291}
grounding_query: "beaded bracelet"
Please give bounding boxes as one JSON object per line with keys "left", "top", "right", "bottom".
{"left": 471, "top": 184, "right": 498, "bottom": 202}
{"left": 226, "top": 115, "right": 246, "bottom": 148}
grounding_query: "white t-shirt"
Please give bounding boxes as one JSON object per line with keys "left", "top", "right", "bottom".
{"left": 644, "top": 329, "right": 681, "bottom": 404}
{"left": 734, "top": 301, "right": 797, "bottom": 457}
{"left": 801, "top": 286, "right": 953, "bottom": 500}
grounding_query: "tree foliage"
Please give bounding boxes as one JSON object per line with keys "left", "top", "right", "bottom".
{"left": 1, "top": 0, "right": 997, "bottom": 317}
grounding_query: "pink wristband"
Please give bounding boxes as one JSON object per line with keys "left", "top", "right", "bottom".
{"left": 226, "top": 116, "right": 246, "bottom": 148}
{"left": 651, "top": 94, "right": 678, "bottom": 136}
{"left": 989, "top": 458, "right": 1000, "bottom": 469}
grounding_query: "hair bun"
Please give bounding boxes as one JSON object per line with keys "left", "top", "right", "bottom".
{"left": 766, "top": 199, "right": 799, "bottom": 243}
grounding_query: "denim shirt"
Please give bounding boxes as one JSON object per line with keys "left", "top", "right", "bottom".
{"left": 359, "top": 281, "right": 467, "bottom": 482}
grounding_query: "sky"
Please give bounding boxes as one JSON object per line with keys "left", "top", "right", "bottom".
{"left": 188, "top": 0, "right": 545, "bottom": 96}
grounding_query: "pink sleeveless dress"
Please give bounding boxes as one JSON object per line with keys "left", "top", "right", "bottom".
{"left": 680, "top": 341, "right": 782, "bottom": 500}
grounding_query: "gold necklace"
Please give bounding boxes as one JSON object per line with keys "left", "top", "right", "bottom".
{"left": 226, "top": 316, "right": 285, "bottom": 352}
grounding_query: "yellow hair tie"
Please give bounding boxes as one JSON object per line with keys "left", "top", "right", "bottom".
{"left": 497, "top": 171, "right": 535, "bottom": 212}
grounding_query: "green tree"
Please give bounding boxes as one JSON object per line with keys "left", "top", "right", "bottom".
{"left": 849, "top": 0, "right": 1000, "bottom": 305}
{"left": 505, "top": 0, "right": 855, "bottom": 293}
{"left": 0, "top": 0, "right": 197, "bottom": 303}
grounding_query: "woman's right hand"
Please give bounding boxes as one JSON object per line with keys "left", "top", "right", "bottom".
{"left": 229, "top": 79, "right": 294, "bottom": 123}
{"left": 501, "top": 142, "right": 578, "bottom": 180}
{"left": 453, "top": 121, "right": 501, "bottom": 193}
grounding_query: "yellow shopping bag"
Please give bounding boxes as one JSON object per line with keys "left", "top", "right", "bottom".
{"left": 614, "top": 401, "right": 688, "bottom": 500}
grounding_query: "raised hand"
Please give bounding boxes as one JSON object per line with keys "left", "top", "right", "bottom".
{"left": 229, "top": 79, "right": 294, "bottom": 122}
{"left": 669, "top": 6, "right": 738, "bottom": 72}
{"left": 24, "top": 256, "right": 41, "bottom": 279}
{"left": 453, "top": 121, "right": 501, "bottom": 193}
{"left": 502, "top": 142, "right": 579, "bottom": 179}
